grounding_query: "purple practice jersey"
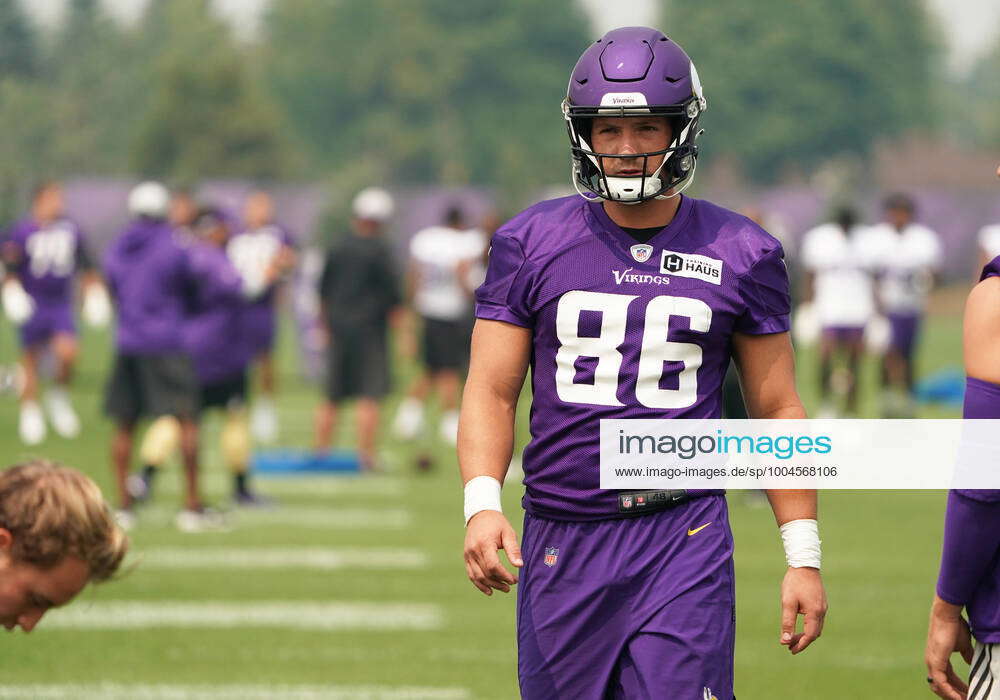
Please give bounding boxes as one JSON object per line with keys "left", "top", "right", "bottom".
{"left": 226, "top": 224, "right": 294, "bottom": 355}
{"left": 182, "top": 241, "right": 250, "bottom": 384}
{"left": 4, "top": 217, "right": 90, "bottom": 306}
{"left": 104, "top": 219, "right": 195, "bottom": 355}
{"left": 475, "top": 195, "right": 790, "bottom": 520}
{"left": 982, "top": 255, "right": 1000, "bottom": 281}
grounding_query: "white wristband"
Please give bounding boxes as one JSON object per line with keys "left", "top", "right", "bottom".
{"left": 779, "top": 518, "right": 821, "bottom": 569}
{"left": 463, "top": 475, "right": 502, "bottom": 525}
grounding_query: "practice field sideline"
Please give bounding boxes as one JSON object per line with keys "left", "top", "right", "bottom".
{"left": 0, "top": 303, "right": 966, "bottom": 698}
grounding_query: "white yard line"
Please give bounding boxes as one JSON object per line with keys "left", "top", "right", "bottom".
{"left": 45, "top": 601, "right": 443, "bottom": 631}
{"left": 0, "top": 685, "right": 471, "bottom": 700}
{"left": 153, "top": 473, "right": 406, "bottom": 496}
{"left": 135, "top": 547, "right": 428, "bottom": 570}
{"left": 133, "top": 505, "right": 413, "bottom": 530}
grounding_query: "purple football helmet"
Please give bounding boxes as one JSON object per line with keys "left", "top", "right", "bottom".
{"left": 563, "top": 26, "right": 707, "bottom": 204}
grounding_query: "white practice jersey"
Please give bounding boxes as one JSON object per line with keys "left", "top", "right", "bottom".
{"left": 979, "top": 224, "right": 1000, "bottom": 260}
{"left": 863, "top": 222, "right": 942, "bottom": 315}
{"left": 409, "top": 225, "right": 487, "bottom": 321}
{"left": 800, "top": 222, "right": 876, "bottom": 328}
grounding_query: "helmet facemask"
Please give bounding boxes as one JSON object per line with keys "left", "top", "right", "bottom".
{"left": 564, "top": 96, "right": 703, "bottom": 205}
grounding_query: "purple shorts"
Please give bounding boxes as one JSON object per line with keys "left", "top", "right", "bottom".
{"left": 821, "top": 325, "right": 864, "bottom": 345}
{"left": 20, "top": 303, "right": 75, "bottom": 348}
{"left": 517, "top": 495, "right": 735, "bottom": 699}
{"left": 887, "top": 313, "right": 921, "bottom": 358}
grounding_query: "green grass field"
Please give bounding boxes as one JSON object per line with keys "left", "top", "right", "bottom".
{"left": 0, "top": 293, "right": 969, "bottom": 699}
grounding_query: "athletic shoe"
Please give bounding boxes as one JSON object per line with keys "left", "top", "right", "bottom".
{"left": 126, "top": 465, "right": 158, "bottom": 504}
{"left": 251, "top": 399, "right": 279, "bottom": 444}
{"left": 234, "top": 489, "right": 274, "bottom": 508}
{"left": 45, "top": 388, "right": 80, "bottom": 439}
{"left": 18, "top": 401, "right": 46, "bottom": 445}
{"left": 439, "top": 409, "right": 459, "bottom": 445}
{"left": 175, "top": 507, "right": 227, "bottom": 533}
{"left": 392, "top": 397, "right": 424, "bottom": 440}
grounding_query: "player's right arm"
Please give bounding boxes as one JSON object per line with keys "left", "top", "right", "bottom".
{"left": 458, "top": 318, "right": 530, "bottom": 596}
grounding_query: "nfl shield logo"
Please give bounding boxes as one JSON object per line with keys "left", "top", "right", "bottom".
{"left": 630, "top": 244, "right": 653, "bottom": 263}
{"left": 544, "top": 547, "right": 559, "bottom": 567}
{"left": 622, "top": 495, "right": 633, "bottom": 509}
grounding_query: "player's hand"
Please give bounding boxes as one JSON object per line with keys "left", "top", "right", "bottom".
{"left": 925, "top": 596, "right": 972, "bottom": 700}
{"left": 463, "top": 510, "right": 522, "bottom": 596}
{"left": 779, "top": 566, "right": 827, "bottom": 654}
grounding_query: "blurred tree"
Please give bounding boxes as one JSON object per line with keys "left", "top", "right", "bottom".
{"left": 961, "top": 39, "right": 1000, "bottom": 149}
{"left": 262, "top": 0, "right": 589, "bottom": 199}
{"left": 0, "top": 0, "right": 39, "bottom": 78}
{"left": 131, "top": 0, "right": 298, "bottom": 181}
{"left": 0, "top": 0, "right": 44, "bottom": 223}
{"left": 44, "top": 0, "right": 141, "bottom": 174}
{"left": 662, "top": 0, "right": 942, "bottom": 180}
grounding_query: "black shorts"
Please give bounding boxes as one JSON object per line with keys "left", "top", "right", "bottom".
{"left": 325, "top": 325, "right": 390, "bottom": 401}
{"left": 199, "top": 372, "right": 248, "bottom": 413}
{"left": 104, "top": 353, "right": 198, "bottom": 423}
{"left": 421, "top": 316, "right": 472, "bottom": 372}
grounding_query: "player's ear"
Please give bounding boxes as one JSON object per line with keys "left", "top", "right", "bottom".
{"left": 0, "top": 528, "right": 13, "bottom": 554}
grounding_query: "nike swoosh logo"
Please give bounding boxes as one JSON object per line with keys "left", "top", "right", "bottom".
{"left": 687, "top": 522, "right": 712, "bottom": 536}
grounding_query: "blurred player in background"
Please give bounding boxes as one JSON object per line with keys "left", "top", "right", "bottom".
{"left": 132, "top": 207, "right": 275, "bottom": 520}
{"left": 103, "top": 182, "right": 205, "bottom": 530}
{"left": 0, "top": 460, "right": 128, "bottom": 633}
{"left": 314, "top": 187, "right": 402, "bottom": 470}
{"left": 184, "top": 208, "right": 269, "bottom": 512}
{"left": 976, "top": 217, "right": 1000, "bottom": 280}
{"left": 460, "top": 27, "right": 826, "bottom": 699}
{"left": 800, "top": 207, "right": 875, "bottom": 417}
{"left": 228, "top": 190, "right": 296, "bottom": 444}
{"left": 393, "top": 205, "right": 486, "bottom": 446}
{"left": 1, "top": 181, "right": 110, "bottom": 444}
{"left": 925, "top": 168, "right": 1000, "bottom": 700}
{"left": 169, "top": 188, "right": 198, "bottom": 230}
{"left": 868, "top": 193, "right": 942, "bottom": 417}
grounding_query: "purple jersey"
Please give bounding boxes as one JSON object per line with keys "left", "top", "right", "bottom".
{"left": 4, "top": 217, "right": 89, "bottom": 306}
{"left": 981, "top": 255, "right": 1000, "bottom": 281}
{"left": 104, "top": 219, "right": 194, "bottom": 354}
{"left": 182, "top": 241, "right": 250, "bottom": 384}
{"left": 476, "top": 196, "right": 790, "bottom": 520}
{"left": 227, "top": 224, "right": 294, "bottom": 354}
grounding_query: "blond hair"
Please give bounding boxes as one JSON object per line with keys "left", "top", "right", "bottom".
{"left": 0, "top": 460, "right": 128, "bottom": 581}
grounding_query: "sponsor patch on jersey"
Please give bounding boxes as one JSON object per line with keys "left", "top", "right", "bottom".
{"left": 659, "top": 250, "right": 723, "bottom": 285}
{"left": 543, "top": 547, "right": 559, "bottom": 567}
{"left": 629, "top": 244, "right": 654, "bottom": 263}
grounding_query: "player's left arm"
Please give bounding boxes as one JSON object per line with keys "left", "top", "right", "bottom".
{"left": 733, "top": 330, "right": 827, "bottom": 655}
{"left": 925, "top": 273, "right": 1000, "bottom": 699}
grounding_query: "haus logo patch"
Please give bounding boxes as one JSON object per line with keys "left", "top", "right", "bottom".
{"left": 659, "top": 250, "right": 723, "bottom": 285}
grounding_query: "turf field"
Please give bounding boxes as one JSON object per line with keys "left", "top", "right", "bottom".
{"left": 0, "top": 291, "right": 969, "bottom": 699}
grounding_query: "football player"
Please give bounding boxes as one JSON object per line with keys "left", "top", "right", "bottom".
{"left": 0, "top": 460, "right": 128, "bottom": 633}
{"left": 867, "top": 193, "right": 943, "bottom": 416}
{"left": 1, "top": 181, "right": 110, "bottom": 444}
{"left": 459, "top": 27, "right": 826, "bottom": 699}
{"left": 228, "top": 190, "right": 296, "bottom": 444}
{"left": 924, "top": 165, "right": 1000, "bottom": 700}
{"left": 314, "top": 188, "right": 403, "bottom": 470}
{"left": 393, "top": 205, "right": 486, "bottom": 445}
{"left": 103, "top": 183, "right": 210, "bottom": 530}
{"left": 800, "top": 207, "right": 876, "bottom": 416}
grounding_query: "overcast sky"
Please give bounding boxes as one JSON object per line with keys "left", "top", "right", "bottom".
{"left": 23, "top": 0, "right": 1000, "bottom": 75}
